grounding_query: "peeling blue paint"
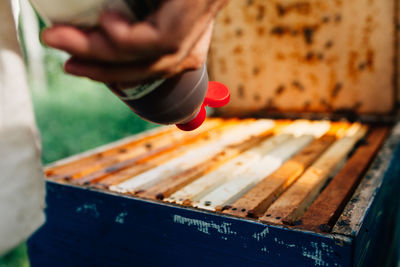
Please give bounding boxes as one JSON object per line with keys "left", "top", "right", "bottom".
{"left": 252, "top": 227, "right": 269, "bottom": 241}
{"left": 173, "top": 214, "right": 237, "bottom": 235}
{"left": 28, "top": 182, "right": 354, "bottom": 266}
{"left": 75, "top": 203, "right": 99, "bottom": 218}
{"left": 115, "top": 212, "right": 128, "bottom": 224}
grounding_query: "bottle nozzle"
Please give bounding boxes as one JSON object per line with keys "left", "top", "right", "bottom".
{"left": 176, "top": 81, "right": 230, "bottom": 131}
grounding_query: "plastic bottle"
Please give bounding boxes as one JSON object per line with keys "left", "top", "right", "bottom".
{"left": 29, "top": 0, "right": 230, "bottom": 131}
{"left": 109, "top": 64, "right": 230, "bottom": 130}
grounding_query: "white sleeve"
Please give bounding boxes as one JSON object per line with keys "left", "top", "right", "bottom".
{"left": 0, "top": 0, "right": 45, "bottom": 255}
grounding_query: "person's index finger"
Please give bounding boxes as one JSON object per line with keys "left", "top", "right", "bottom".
{"left": 100, "top": 11, "right": 175, "bottom": 56}
{"left": 42, "top": 26, "right": 91, "bottom": 55}
{"left": 64, "top": 57, "right": 163, "bottom": 83}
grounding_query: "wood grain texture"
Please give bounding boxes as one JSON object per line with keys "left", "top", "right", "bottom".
{"left": 223, "top": 122, "right": 348, "bottom": 217}
{"left": 80, "top": 120, "right": 243, "bottom": 186}
{"left": 109, "top": 120, "right": 275, "bottom": 193}
{"left": 138, "top": 131, "right": 272, "bottom": 200}
{"left": 166, "top": 134, "right": 292, "bottom": 206}
{"left": 47, "top": 119, "right": 222, "bottom": 181}
{"left": 209, "top": 0, "right": 395, "bottom": 115}
{"left": 195, "top": 135, "right": 314, "bottom": 211}
{"left": 298, "top": 127, "right": 389, "bottom": 233}
{"left": 166, "top": 120, "right": 328, "bottom": 206}
{"left": 333, "top": 122, "right": 400, "bottom": 236}
{"left": 223, "top": 134, "right": 336, "bottom": 218}
{"left": 30, "top": 122, "right": 400, "bottom": 266}
{"left": 260, "top": 124, "right": 368, "bottom": 225}
{"left": 45, "top": 126, "right": 177, "bottom": 179}
{"left": 44, "top": 125, "right": 173, "bottom": 170}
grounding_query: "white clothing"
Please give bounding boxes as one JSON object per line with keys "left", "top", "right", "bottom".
{"left": 0, "top": 0, "right": 45, "bottom": 255}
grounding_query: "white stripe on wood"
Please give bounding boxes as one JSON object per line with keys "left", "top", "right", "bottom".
{"left": 281, "top": 120, "right": 330, "bottom": 138}
{"left": 166, "top": 134, "right": 291, "bottom": 204}
{"left": 261, "top": 123, "right": 368, "bottom": 224}
{"left": 194, "top": 135, "right": 315, "bottom": 211}
{"left": 109, "top": 120, "right": 275, "bottom": 193}
{"left": 168, "top": 121, "right": 330, "bottom": 206}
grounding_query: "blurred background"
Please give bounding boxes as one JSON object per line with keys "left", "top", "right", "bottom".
{"left": 1, "top": 1, "right": 158, "bottom": 266}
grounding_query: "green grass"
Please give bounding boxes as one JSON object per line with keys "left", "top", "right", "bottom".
{"left": 0, "top": 244, "right": 29, "bottom": 267}
{"left": 32, "top": 50, "right": 158, "bottom": 165}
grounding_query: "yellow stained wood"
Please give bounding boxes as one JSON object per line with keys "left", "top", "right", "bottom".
{"left": 195, "top": 135, "right": 318, "bottom": 211}
{"left": 85, "top": 120, "right": 243, "bottom": 186}
{"left": 224, "top": 133, "right": 337, "bottom": 218}
{"left": 45, "top": 126, "right": 176, "bottom": 178}
{"left": 166, "top": 120, "right": 327, "bottom": 206}
{"left": 138, "top": 132, "right": 271, "bottom": 200}
{"left": 108, "top": 119, "right": 276, "bottom": 193}
{"left": 166, "top": 134, "right": 291, "bottom": 206}
{"left": 141, "top": 120, "right": 305, "bottom": 200}
{"left": 47, "top": 119, "right": 223, "bottom": 180}
{"left": 260, "top": 123, "right": 368, "bottom": 225}
{"left": 209, "top": 0, "right": 395, "bottom": 115}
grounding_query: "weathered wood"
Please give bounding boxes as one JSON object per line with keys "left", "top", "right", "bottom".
{"left": 72, "top": 120, "right": 237, "bottom": 185}
{"left": 195, "top": 135, "right": 314, "bottom": 211}
{"left": 166, "top": 134, "right": 291, "bottom": 206}
{"left": 46, "top": 120, "right": 216, "bottom": 178}
{"left": 139, "top": 120, "right": 320, "bottom": 200}
{"left": 223, "top": 122, "right": 348, "bottom": 217}
{"left": 163, "top": 121, "right": 296, "bottom": 204}
{"left": 169, "top": 121, "right": 330, "bottom": 208}
{"left": 138, "top": 131, "right": 272, "bottom": 200}
{"left": 90, "top": 137, "right": 219, "bottom": 188}
{"left": 333, "top": 122, "right": 400, "bottom": 236}
{"left": 30, "top": 119, "right": 400, "bottom": 266}
{"left": 260, "top": 123, "right": 368, "bottom": 225}
{"left": 298, "top": 127, "right": 389, "bottom": 233}
{"left": 28, "top": 181, "right": 355, "bottom": 267}
{"left": 47, "top": 119, "right": 222, "bottom": 181}
{"left": 224, "top": 134, "right": 336, "bottom": 218}
{"left": 45, "top": 126, "right": 175, "bottom": 177}
{"left": 109, "top": 120, "right": 276, "bottom": 193}
{"left": 44, "top": 125, "right": 172, "bottom": 170}
{"left": 78, "top": 120, "right": 242, "bottom": 186}
{"left": 209, "top": 0, "right": 395, "bottom": 115}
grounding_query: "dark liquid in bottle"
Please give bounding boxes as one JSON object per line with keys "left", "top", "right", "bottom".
{"left": 109, "top": 65, "right": 209, "bottom": 125}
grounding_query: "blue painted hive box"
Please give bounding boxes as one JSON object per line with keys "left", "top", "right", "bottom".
{"left": 28, "top": 119, "right": 400, "bottom": 266}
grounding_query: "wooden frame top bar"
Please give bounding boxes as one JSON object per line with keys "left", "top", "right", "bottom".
{"left": 44, "top": 119, "right": 391, "bottom": 235}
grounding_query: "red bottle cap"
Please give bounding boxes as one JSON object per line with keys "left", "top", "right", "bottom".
{"left": 177, "top": 81, "right": 230, "bottom": 131}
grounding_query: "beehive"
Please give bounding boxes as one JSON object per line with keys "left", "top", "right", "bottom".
{"left": 27, "top": 118, "right": 400, "bottom": 266}
{"left": 42, "top": 119, "right": 382, "bottom": 229}
{"left": 28, "top": 0, "right": 400, "bottom": 266}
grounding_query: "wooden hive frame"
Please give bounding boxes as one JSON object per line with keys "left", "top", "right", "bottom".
{"left": 42, "top": 119, "right": 389, "bottom": 231}
{"left": 29, "top": 119, "right": 400, "bottom": 266}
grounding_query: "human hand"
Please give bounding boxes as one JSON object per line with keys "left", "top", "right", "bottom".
{"left": 42, "top": 0, "right": 228, "bottom": 85}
